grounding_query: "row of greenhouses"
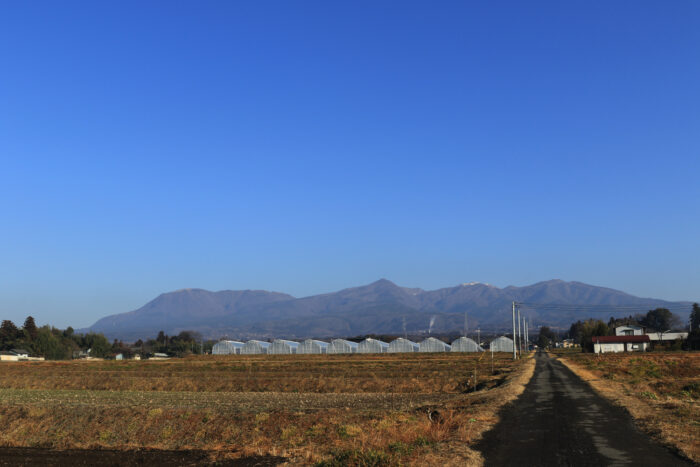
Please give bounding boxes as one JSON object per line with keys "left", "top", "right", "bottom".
{"left": 212, "top": 336, "right": 515, "bottom": 355}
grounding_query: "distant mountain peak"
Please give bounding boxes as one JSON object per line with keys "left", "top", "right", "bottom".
{"left": 461, "top": 282, "right": 496, "bottom": 288}
{"left": 83, "top": 279, "right": 692, "bottom": 340}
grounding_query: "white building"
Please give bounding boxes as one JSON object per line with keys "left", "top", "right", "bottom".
{"left": 240, "top": 340, "right": 271, "bottom": 355}
{"left": 388, "top": 338, "right": 419, "bottom": 353}
{"left": 593, "top": 335, "right": 650, "bottom": 353}
{"left": 358, "top": 338, "right": 389, "bottom": 353}
{"left": 489, "top": 336, "right": 514, "bottom": 352}
{"left": 297, "top": 339, "right": 329, "bottom": 354}
{"left": 647, "top": 332, "right": 689, "bottom": 342}
{"left": 328, "top": 339, "right": 359, "bottom": 354}
{"left": 419, "top": 337, "right": 451, "bottom": 352}
{"left": 615, "top": 325, "right": 644, "bottom": 336}
{"left": 269, "top": 339, "right": 299, "bottom": 354}
{"left": 451, "top": 337, "right": 484, "bottom": 352}
{"left": 212, "top": 340, "right": 245, "bottom": 355}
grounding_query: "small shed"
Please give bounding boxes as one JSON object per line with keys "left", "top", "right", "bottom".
{"left": 358, "top": 338, "right": 389, "bottom": 353}
{"left": 269, "top": 339, "right": 299, "bottom": 354}
{"left": 593, "top": 335, "right": 650, "bottom": 354}
{"left": 298, "top": 339, "right": 329, "bottom": 354}
{"left": 490, "top": 336, "right": 514, "bottom": 352}
{"left": 212, "top": 340, "right": 245, "bottom": 355}
{"left": 328, "top": 339, "right": 359, "bottom": 354}
{"left": 388, "top": 338, "right": 419, "bottom": 353}
{"left": 241, "top": 340, "right": 271, "bottom": 355}
{"left": 419, "top": 337, "right": 451, "bottom": 352}
{"left": 451, "top": 337, "right": 484, "bottom": 352}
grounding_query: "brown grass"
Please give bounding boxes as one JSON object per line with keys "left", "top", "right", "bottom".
{"left": 553, "top": 351, "right": 700, "bottom": 463}
{"left": 0, "top": 352, "right": 535, "bottom": 465}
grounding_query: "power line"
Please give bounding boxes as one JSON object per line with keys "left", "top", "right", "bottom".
{"left": 516, "top": 302, "right": 691, "bottom": 313}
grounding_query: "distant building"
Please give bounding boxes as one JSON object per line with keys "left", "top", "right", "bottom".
{"left": 646, "top": 331, "right": 688, "bottom": 342}
{"left": 0, "top": 351, "right": 19, "bottom": 362}
{"left": 592, "top": 335, "right": 650, "bottom": 353}
{"left": 298, "top": 339, "right": 329, "bottom": 354}
{"left": 212, "top": 340, "right": 245, "bottom": 355}
{"left": 614, "top": 326, "right": 644, "bottom": 336}
{"left": 11, "top": 349, "right": 30, "bottom": 359}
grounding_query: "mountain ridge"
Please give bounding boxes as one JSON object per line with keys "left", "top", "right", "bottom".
{"left": 82, "top": 279, "right": 693, "bottom": 340}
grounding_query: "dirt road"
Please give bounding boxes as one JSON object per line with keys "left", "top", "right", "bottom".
{"left": 476, "top": 352, "right": 691, "bottom": 466}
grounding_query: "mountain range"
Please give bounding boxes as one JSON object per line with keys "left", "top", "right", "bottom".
{"left": 82, "top": 279, "right": 693, "bottom": 341}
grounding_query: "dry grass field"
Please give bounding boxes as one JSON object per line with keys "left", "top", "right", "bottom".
{"left": 554, "top": 351, "right": 700, "bottom": 463}
{"left": 0, "top": 353, "right": 534, "bottom": 465}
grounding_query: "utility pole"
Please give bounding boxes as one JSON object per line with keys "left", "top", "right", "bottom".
{"left": 527, "top": 319, "right": 530, "bottom": 352}
{"left": 517, "top": 306, "right": 522, "bottom": 358}
{"left": 464, "top": 310, "right": 468, "bottom": 338}
{"left": 477, "top": 328, "right": 481, "bottom": 347}
{"left": 524, "top": 318, "right": 528, "bottom": 352}
{"left": 512, "top": 301, "right": 517, "bottom": 360}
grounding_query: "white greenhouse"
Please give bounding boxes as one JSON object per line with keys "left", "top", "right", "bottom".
{"left": 388, "top": 338, "right": 419, "bottom": 353}
{"left": 358, "top": 338, "right": 389, "bottom": 353}
{"left": 298, "top": 339, "right": 329, "bottom": 354}
{"left": 269, "top": 339, "right": 299, "bottom": 354}
{"left": 240, "top": 340, "right": 271, "bottom": 355}
{"left": 450, "top": 337, "right": 484, "bottom": 352}
{"left": 419, "top": 337, "right": 451, "bottom": 352}
{"left": 212, "top": 340, "right": 245, "bottom": 355}
{"left": 328, "top": 339, "right": 359, "bottom": 354}
{"left": 490, "top": 336, "right": 514, "bottom": 352}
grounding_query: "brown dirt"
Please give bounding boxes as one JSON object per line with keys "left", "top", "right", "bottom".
{"left": 0, "top": 353, "right": 535, "bottom": 465}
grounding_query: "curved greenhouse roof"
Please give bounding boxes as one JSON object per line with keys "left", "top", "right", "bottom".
{"left": 328, "top": 339, "right": 359, "bottom": 354}
{"left": 212, "top": 340, "right": 245, "bottom": 355}
{"left": 450, "top": 337, "right": 484, "bottom": 352}
{"left": 419, "top": 337, "right": 451, "bottom": 352}
{"left": 269, "top": 339, "right": 299, "bottom": 354}
{"left": 388, "top": 338, "right": 419, "bottom": 353}
{"left": 298, "top": 339, "right": 329, "bottom": 354}
{"left": 490, "top": 336, "right": 514, "bottom": 352}
{"left": 358, "top": 338, "right": 389, "bottom": 353}
{"left": 240, "top": 340, "right": 271, "bottom": 355}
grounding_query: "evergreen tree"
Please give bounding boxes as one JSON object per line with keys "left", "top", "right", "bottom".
{"left": 641, "top": 308, "right": 679, "bottom": 332}
{"left": 690, "top": 303, "right": 700, "bottom": 331}
{"left": 0, "top": 320, "right": 21, "bottom": 349}
{"left": 23, "top": 316, "right": 38, "bottom": 340}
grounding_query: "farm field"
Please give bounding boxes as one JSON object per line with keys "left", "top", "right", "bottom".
{"left": 0, "top": 353, "right": 534, "bottom": 465}
{"left": 553, "top": 351, "right": 700, "bottom": 462}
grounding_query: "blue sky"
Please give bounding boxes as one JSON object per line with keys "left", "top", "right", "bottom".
{"left": 1, "top": 1, "right": 699, "bottom": 328}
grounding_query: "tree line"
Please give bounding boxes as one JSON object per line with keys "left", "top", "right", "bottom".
{"left": 0, "top": 316, "right": 112, "bottom": 359}
{"left": 1, "top": 316, "right": 214, "bottom": 359}
{"left": 564, "top": 305, "right": 700, "bottom": 352}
